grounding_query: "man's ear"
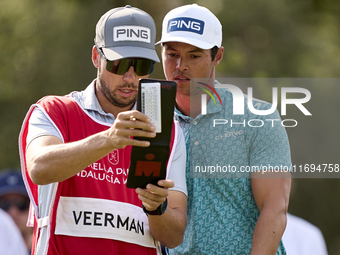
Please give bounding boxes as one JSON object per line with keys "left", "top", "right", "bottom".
{"left": 92, "top": 45, "right": 100, "bottom": 68}
{"left": 214, "top": 46, "right": 224, "bottom": 67}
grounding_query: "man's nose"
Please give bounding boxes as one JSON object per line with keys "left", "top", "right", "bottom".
{"left": 122, "top": 66, "right": 136, "bottom": 82}
{"left": 176, "top": 57, "right": 188, "bottom": 72}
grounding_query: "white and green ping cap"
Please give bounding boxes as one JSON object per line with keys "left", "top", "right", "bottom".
{"left": 95, "top": 5, "right": 160, "bottom": 62}
{"left": 157, "top": 4, "right": 222, "bottom": 50}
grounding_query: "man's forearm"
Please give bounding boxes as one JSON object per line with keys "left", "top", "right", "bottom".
{"left": 27, "top": 131, "right": 116, "bottom": 185}
{"left": 136, "top": 188, "right": 187, "bottom": 249}
{"left": 148, "top": 205, "right": 187, "bottom": 248}
{"left": 250, "top": 208, "right": 287, "bottom": 255}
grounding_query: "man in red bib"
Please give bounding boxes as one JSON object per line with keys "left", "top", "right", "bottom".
{"left": 19, "top": 6, "right": 187, "bottom": 255}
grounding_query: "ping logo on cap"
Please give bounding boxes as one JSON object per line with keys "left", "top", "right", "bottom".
{"left": 167, "top": 17, "right": 204, "bottom": 35}
{"left": 114, "top": 26, "right": 151, "bottom": 43}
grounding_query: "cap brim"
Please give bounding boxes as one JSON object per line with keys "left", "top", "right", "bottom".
{"left": 156, "top": 36, "right": 216, "bottom": 50}
{"left": 102, "top": 46, "right": 160, "bottom": 62}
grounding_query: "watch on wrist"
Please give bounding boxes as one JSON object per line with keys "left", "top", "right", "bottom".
{"left": 143, "top": 198, "right": 168, "bottom": 216}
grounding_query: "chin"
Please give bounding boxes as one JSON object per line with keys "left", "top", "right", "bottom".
{"left": 177, "top": 88, "right": 191, "bottom": 96}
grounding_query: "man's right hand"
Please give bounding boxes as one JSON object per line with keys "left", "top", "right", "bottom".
{"left": 107, "top": 110, "right": 156, "bottom": 149}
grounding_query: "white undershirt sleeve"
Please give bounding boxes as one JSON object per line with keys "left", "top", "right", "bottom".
{"left": 167, "top": 125, "right": 187, "bottom": 196}
{"left": 26, "top": 107, "right": 63, "bottom": 148}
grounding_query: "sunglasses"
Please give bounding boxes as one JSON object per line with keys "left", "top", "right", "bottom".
{"left": 0, "top": 199, "right": 30, "bottom": 212}
{"left": 96, "top": 46, "right": 155, "bottom": 76}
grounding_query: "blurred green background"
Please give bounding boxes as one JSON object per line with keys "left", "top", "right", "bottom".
{"left": 1, "top": 0, "right": 339, "bottom": 253}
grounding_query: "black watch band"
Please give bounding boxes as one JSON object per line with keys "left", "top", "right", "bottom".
{"left": 143, "top": 198, "right": 168, "bottom": 215}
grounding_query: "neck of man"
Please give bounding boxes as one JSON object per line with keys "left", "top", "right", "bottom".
{"left": 175, "top": 93, "right": 190, "bottom": 117}
{"left": 176, "top": 93, "right": 204, "bottom": 119}
{"left": 176, "top": 74, "right": 216, "bottom": 119}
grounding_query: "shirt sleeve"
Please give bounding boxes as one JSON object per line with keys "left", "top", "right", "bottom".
{"left": 26, "top": 107, "right": 63, "bottom": 148}
{"left": 247, "top": 107, "right": 292, "bottom": 172}
{"left": 167, "top": 124, "right": 187, "bottom": 196}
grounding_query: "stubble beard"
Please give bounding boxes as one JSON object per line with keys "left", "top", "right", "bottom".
{"left": 97, "top": 65, "right": 137, "bottom": 108}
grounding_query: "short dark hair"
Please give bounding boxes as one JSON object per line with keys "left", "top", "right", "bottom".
{"left": 211, "top": 46, "right": 219, "bottom": 61}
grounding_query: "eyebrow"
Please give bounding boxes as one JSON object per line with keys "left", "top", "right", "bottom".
{"left": 164, "top": 45, "right": 205, "bottom": 53}
{"left": 188, "top": 48, "right": 205, "bottom": 53}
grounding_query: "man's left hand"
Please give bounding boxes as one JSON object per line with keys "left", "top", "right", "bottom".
{"left": 136, "top": 180, "right": 174, "bottom": 211}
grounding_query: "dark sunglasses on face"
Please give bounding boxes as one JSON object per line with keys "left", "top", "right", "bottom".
{"left": 0, "top": 199, "right": 30, "bottom": 212}
{"left": 96, "top": 46, "right": 155, "bottom": 76}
